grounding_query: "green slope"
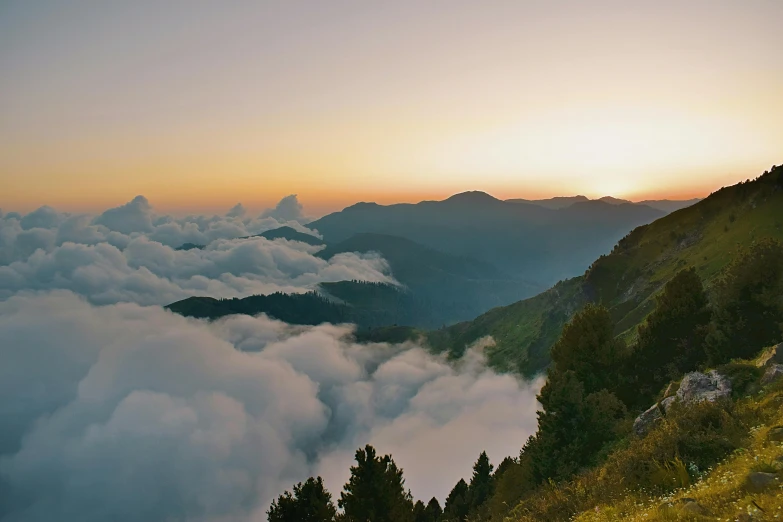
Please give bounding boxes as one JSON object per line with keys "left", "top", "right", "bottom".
{"left": 426, "top": 165, "right": 783, "bottom": 376}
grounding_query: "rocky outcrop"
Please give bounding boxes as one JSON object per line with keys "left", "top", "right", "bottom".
{"left": 633, "top": 370, "right": 732, "bottom": 437}
{"left": 757, "top": 342, "right": 783, "bottom": 368}
{"left": 676, "top": 370, "right": 732, "bottom": 403}
{"left": 633, "top": 403, "right": 664, "bottom": 436}
{"left": 761, "top": 364, "right": 783, "bottom": 385}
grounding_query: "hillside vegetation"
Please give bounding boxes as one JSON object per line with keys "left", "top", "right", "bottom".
{"left": 428, "top": 166, "right": 783, "bottom": 375}
{"left": 168, "top": 281, "right": 450, "bottom": 329}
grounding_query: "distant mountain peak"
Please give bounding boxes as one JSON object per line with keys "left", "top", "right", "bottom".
{"left": 444, "top": 191, "right": 500, "bottom": 203}
{"left": 598, "top": 196, "right": 633, "bottom": 205}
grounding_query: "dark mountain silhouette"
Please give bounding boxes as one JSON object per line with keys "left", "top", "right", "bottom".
{"left": 175, "top": 226, "right": 324, "bottom": 251}
{"left": 167, "top": 281, "right": 444, "bottom": 329}
{"left": 636, "top": 198, "right": 701, "bottom": 213}
{"left": 318, "top": 233, "right": 539, "bottom": 322}
{"left": 258, "top": 226, "right": 324, "bottom": 245}
{"left": 508, "top": 195, "right": 590, "bottom": 209}
{"left": 309, "top": 191, "right": 664, "bottom": 287}
{"left": 508, "top": 195, "right": 699, "bottom": 213}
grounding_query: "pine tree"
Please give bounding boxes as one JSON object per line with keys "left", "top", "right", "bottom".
{"left": 338, "top": 445, "right": 414, "bottom": 522}
{"left": 707, "top": 238, "right": 783, "bottom": 364}
{"left": 631, "top": 267, "right": 711, "bottom": 403}
{"left": 424, "top": 497, "right": 442, "bottom": 521}
{"left": 442, "top": 478, "right": 470, "bottom": 521}
{"left": 413, "top": 498, "right": 441, "bottom": 522}
{"left": 267, "top": 476, "right": 336, "bottom": 522}
{"left": 525, "top": 370, "right": 626, "bottom": 483}
{"left": 468, "top": 451, "right": 494, "bottom": 510}
{"left": 549, "top": 304, "right": 628, "bottom": 395}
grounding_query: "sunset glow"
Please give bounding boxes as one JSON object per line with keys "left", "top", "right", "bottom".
{"left": 2, "top": 1, "right": 782, "bottom": 215}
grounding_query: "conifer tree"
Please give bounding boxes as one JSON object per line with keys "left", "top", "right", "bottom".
{"left": 267, "top": 476, "right": 336, "bottom": 522}
{"left": 413, "top": 498, "right": 442, "bottom": 522}
{"left": 468, "top": 451, "right": 494, "bottom": 510}
{"left": 550, "top": 304, "right": 627, "bottom": 395}
{"left": 707, "top": 238, "right": 783, "bottom": 364}
{"left": 525, "top": 370, "right": 626, "bottom": 482}
{"left": 424, "top": 497, "right": 442, "bottom": 521}
{"left": 338, "top": 445, "right": 413, "bottom": 522}
{"left": 442, "top": 478, "right": 470, "bottom": 521}
{"left": 631, "top": 267, "right": 711, "bottom": 402}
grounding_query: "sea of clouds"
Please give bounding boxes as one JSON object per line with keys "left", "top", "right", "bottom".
{"left": 0, "top": 196, "right": 543, "bottom": 521}
{"left": 0, "top": 195, "right": 392, "bottom": 305}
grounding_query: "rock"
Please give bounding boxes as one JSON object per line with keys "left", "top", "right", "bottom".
{"left": 744, "top": 471, "right": 779, "bottom": 492}
{"left": 757, "top": 342, "right": 783, "bottom": 367}
{"left": 768, "top": 426, "right": 783, "bottom": 442}
{"left": 761, "top": 364, "right": 783, "bottom": 385}
{"left": 676, "top": 370, "right": 732, "bottom": 403}
{"left": 680, "top": 501, "right": 706, "bottom": 515}
{"left": 633, "top": 403, "right": 663, "bottom": 436}
{"left": 661, "top": 395, "right": 677, "bottom": 414}
{"left": 635, "top": 370, "right": 732, "bottom": 438}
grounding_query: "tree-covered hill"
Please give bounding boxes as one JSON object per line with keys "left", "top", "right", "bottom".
{"left": 167, "top": 281, "right": 443, "bottom": 330}
{"left": 425, "top": 165, "right": 783, "bottom": 376}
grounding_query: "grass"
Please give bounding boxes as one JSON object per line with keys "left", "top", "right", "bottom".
{"left": 506, "top": 367, "right": 783, "bottom": 522}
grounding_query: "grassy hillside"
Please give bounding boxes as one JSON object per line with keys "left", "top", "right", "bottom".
{"left": 427, "top": 277, "right": 586, "bottom": 374}
{"left": 428, "top": 166, "right": 783, "bottom": 375}
{"left": 507, "top": 346, "right": 783, "bottom": 522}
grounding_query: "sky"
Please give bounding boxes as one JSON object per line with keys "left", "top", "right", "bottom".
{"left": 1, "top": 0, "right": 782, "bottom": 216}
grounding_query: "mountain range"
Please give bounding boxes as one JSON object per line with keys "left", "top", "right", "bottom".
{"left": 510, "top": 195, "right": 700, "bottom": 212}
{"left": 309, "top": 191, "right": 666, "bottom": 288}
{"left": 419, "top": 166, "right": 783, "bottom": 375}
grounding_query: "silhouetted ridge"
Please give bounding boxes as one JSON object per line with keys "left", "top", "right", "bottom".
{"left": 444, "top": 191, "right": 501, "bottom": 204}
{"left": 258, "top": 226, "right": 323, "bottom": 245}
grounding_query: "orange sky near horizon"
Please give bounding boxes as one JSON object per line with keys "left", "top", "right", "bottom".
{"left": 1, "top": 1, "right": 782, "bottom": 217}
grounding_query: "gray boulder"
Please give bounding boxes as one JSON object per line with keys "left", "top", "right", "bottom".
{"left": 633, "top": 402, "right": 663, "bottom": 436}
{"left": 660, "top": 395, "right": 677, "bottom": 414}
{"left": 744, "top": 471, "right": 779, "bottom": 492}
{"left": 761, "top": 364, "right": 783, "bottom": 385}
{"left": 680, "top": 501, "right": 707, "bottom": 515}
{"left": 676, "top": 370, "right": 732, "bottom": 403}
{"left": 634, "top": 370, "right": 732, "bottom": 437}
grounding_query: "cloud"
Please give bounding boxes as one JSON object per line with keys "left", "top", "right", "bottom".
{"left": 260, "top": 194, "right": 309, "bottom": 223}
{"left": 93, "top": 195, "right": 155, "bottom": 235}
{"left": 0, "top": 197, "right": 388, "bottom": 304}
{"left": 0, "top": 293, "right": 542, "bottom": 521}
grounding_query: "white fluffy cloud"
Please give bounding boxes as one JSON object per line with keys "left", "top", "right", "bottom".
{"left": 0, "top": 196, "right": 389, "bottom": 305}
{"left": 0, "top": 194, "right": 545, "bottom": 522}
{"left": 0, "top": 292, "right": 542, "bottom": 521}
